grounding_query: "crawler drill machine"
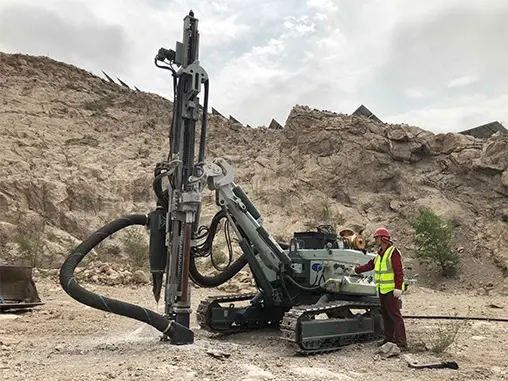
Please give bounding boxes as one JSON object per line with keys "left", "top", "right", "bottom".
{"left": 60, "top": 11, "right": 403, "bottom": 355}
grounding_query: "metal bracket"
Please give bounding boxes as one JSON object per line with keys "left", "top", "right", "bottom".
{"left": 290, "top": 263, "right": 303, "bottom": 273}
{"left": 177, "top": 61, "right": 209, "bottom": 96}
{"left": 203, "top": 158, "right": 236, "bottom": 188}
{"left": 179, "top": 190, "right": 202, "bottom": 212}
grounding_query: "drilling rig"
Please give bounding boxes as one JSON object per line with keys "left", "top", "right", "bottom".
{"left": 60, "top": 10, "right": 411, "bottom": 354}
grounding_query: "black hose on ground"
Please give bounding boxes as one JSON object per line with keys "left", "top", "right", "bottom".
{"left": 59, "top": 214, "right": 173, "bottom": 334}
{"left": 403, "top": 315, "right": 508, "bottom": 322}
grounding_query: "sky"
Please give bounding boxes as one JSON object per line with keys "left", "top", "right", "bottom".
{"left": 0, "top": 0, "right": 507, "bottom": 133}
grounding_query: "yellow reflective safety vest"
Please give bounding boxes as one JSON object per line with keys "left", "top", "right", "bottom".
{"left": 374, "top": 245, "right": 405, "bottom": 294}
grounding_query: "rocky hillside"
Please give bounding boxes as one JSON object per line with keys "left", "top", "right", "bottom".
{"left": 1, "top": 52, "right": 507, "bottom": 292}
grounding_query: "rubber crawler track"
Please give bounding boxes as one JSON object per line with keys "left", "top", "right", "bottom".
{"left": 197, "top": 293, "right": 384, "bottom": 355}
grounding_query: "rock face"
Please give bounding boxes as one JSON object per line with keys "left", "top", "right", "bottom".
{"left": 0, "top": 52, "right": 507, "bottom": 291}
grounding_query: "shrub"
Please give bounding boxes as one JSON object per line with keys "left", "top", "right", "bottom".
{"left": 411, "top": 313, "right": 469, "bottom": 354}
{"left": 409, "top": 207, "right": 460, "bottom": 277}
{"left": 14, "top": 215, "right": 47, "bottom": 268}
{"left": 122, "top": 228, "right": 149, "bottom": 269}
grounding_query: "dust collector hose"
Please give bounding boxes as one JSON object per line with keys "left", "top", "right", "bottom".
{"left": 59, "top": 214, "right": 173, "bottom": 334}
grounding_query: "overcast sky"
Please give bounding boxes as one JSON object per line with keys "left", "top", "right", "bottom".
{"left": 1, "top": 0, "right": 507, "bottom": 133}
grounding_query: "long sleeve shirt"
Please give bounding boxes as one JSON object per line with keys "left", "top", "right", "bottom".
{"left": 354, "top": 243, "right": 404, "bottom": 290}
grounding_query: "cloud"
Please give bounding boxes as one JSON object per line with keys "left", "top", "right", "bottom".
{"left": 0, "top": 1, "right": 132, "bottom": 74}
{"left": 404, "top": 88, "right": 434, "bottom": 99}
{"left": 306, "top": 0, "right": 339, "bottom": 13}
{"left": 387, "top": 94, "right": 508, "bottom": 133}
{"left": 357, "top": 0, "right": 508, "bottom": 132}
{"left": 448, "top": 76, "right": 478, "bottom": 88}
{"left": 0, "top": 0, "right": 507, "bottom": 133}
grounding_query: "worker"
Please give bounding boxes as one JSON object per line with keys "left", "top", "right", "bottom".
{"left": 353, "top": 227, "right": 407, "bottom": 350}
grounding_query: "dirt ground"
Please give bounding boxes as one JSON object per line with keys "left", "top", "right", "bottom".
{"left": 1, "top": 278, "right": 508, "bottom": 381}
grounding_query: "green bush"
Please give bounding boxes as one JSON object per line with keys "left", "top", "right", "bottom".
{"left": 122, "top": 228, "right": 149, "bottom": 269}
{"left": 409, "top": 207, "right": 460, "bottom": 277}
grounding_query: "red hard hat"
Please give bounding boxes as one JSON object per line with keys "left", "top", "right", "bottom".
{"left": 373, "top": 227, "right": 390, "bottom": 238}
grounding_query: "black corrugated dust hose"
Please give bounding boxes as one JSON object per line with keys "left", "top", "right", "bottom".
{"left": 59, "top": 214, "right": 175, "bottom": 335}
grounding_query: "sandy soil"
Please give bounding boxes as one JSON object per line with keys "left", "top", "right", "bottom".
{"left": 1, "top": 278, "right": 508, "bottom": 381}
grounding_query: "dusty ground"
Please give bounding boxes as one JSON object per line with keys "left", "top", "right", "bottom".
{"left": 1, "top": 278, "right": 508, "bottom": 381}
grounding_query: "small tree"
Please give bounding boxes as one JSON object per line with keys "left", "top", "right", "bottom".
{"left": 409, "top": 207, "right": 460, "bottom": 277}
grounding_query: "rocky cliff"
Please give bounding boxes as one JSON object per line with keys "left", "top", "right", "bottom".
{"left": 1, "top": 52, "right": 507, "bottom": 291}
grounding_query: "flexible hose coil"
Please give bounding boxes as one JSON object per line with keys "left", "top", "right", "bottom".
{"left": 59, "top": 214, "right": 173, "bottom": 333}
{"left": 59, "top": 213, "right": 248, "bottom": 332}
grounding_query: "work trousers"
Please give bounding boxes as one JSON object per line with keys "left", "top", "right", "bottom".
{"left": 379, "top": 291, "right": 407, "bottom": 348}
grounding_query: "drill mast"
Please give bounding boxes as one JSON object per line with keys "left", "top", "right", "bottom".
{"left": 153, "top": 10, "right": 209, "bottom": 343}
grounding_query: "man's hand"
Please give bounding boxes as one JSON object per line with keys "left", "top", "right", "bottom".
{"left": 348, "top": 268, "right": 364, "bottom": 278}
{"left": 393, "top": 289, "right": 402, "bottom": 298}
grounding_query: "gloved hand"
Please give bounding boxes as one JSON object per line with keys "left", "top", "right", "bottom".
{"left": 393, "top": 289, "right": 402, "bottom": 298}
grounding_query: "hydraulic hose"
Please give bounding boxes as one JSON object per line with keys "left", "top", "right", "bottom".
{"left": 59, "top": 213, "right": 508, "bottom": 330}
{"left": 188, "top": 209, "right": 249, "bottom": 287}
{"left": 152, "top": 168, "right": 169, "bottom": 210}
{"left": 189, "top": 251, "right": 248, "bottom": 287}
{"left": 59, "top": 214, "right": 173, "bottom": 334}
{"left": 284, "top": 274, "right": 322, "bottom": 291}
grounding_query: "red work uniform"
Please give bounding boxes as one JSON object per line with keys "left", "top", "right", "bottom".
{"left": 354, "top": 243, "right": 407, "bottom": 348}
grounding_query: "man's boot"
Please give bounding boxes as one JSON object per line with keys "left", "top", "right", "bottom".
{"left": 396, "top": 341, "right": 408, "bottom": 352}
